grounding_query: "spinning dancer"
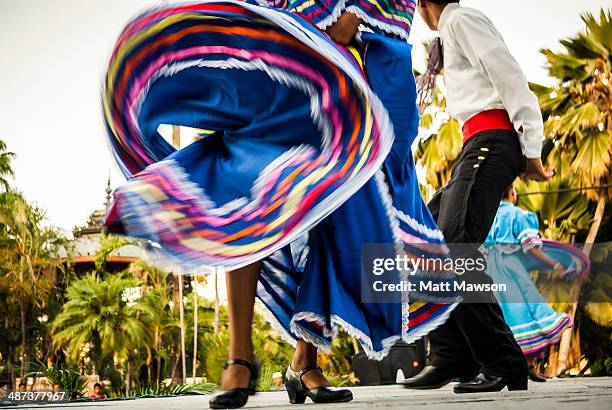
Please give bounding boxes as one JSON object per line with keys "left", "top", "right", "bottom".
{"left": 484, "top": 185, "right": 589, "bottom": 381}
{"left": 102, "top": 1, "right": 457, "bottom": 407}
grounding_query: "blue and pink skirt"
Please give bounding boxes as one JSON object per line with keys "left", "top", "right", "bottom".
{"left": 102, "top": 1, "right": 457, "bottom": 359}
{"left": 486, "top": 240, "right": 589, "bottom": 355}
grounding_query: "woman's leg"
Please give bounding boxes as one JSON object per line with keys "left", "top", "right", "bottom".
{"left": 221, "top": 261, "right": 262, "bottom": 389}
{"left": 291, "top": 340, "right": 331, "bottom": 388}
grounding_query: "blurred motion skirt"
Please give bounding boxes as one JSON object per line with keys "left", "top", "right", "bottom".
{"left": 102, "top": 1, "right": 457, "bottom": 359}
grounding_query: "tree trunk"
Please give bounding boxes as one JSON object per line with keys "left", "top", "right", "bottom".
{"left": 179, "top": 274, "right": 186, "bottom": 384}
{"left": 171, "top": 352, "right": 180, "bottom": 383}
{"left": 19, "top": 299, "right": 27, "bottom": 378}
{"left": 556, "top": 194, "right": 606, "bottom": 374}
{"left": 155, "top": 327, "right": 161, "bottom": 383}
{"left": 171, "top": 274, "right": 183, "bottom": 384}
{"left": 170, "top": 122, "right": 183, "bottom": 384}
{"left": 125, "top": 362, "right": 131, "bottom": 396}
{"left": 193, "top": 280, "right": 198, "bottom": 382}
{"left": 9, "top": 345, "right": 15, "bottom": 389}
{"left": 585, "top": 193, "right": 606, "bottom": 246}
{"left": 351, "top": 337, "right": 360, "bottom": 355}
{"left": 213, "top": 269, "right": 220, "bottom": 335}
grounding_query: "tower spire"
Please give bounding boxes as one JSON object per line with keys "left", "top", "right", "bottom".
{"left": 105, "top": 173, "right": 112, "bottom": 210}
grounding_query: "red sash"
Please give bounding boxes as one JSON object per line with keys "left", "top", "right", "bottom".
{"left": 462, "top": 109, "right": 514, "bottom": 143}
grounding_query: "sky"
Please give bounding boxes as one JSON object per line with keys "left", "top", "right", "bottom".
{"left": 0, "top": 0, "right": 609, "bottom": 231}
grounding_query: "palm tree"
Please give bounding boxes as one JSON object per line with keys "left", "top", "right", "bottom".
{"left": 169, "top": 125, "right": 187, "bottom": 384}
{"left": 192, "top": 277, "right": 199, "bottom": 382}
{"left": 95, "top": 232, "right": 132, "bottom": 273}
{"left": 0, "top": 139, "right": 15, "bottom": 191}
{"left": 415, "top": 75, "right": 462, "bottom": 199}
{"left": 515, "top": 179, "right": 593, "bottom": 242}
{"left": 51, "top": 273, "right": 151, "bottom": 393}
{"left": 532, "top": 8, "right": 612, "bottom": 372}
{"left": 129, "top": 260, "right": 178, "bottom": 383}
{"left": 0, "top": 191, "right": 66, "bottom": 377}
{"left": 534, "top": 8, "right": 611, "bottom": 244}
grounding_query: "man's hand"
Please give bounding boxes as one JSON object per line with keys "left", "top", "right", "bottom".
{"left": 326, "top": 12, "right": 362, "bottom": 46}
{"left": 521, "top": 158, "right": 554, "bottom": 181}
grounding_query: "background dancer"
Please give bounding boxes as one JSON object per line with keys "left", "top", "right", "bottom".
{"left": 404, "top": 0, "right": 554, "bottom": 393}
{"left": 484, "top": 184, "right": 589, "bottom": 382}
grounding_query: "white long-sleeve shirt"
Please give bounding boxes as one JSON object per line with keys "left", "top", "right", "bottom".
{"left": 439, "top": 3, "right": 543, "bottom": 158}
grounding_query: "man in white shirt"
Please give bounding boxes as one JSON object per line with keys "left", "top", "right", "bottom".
{"left": 403, "top": 0, "right": 553, "bottom": 393}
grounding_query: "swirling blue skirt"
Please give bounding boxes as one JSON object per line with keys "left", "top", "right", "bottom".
{"left": 103, "top": 1, "right": 457, "bottom": 358}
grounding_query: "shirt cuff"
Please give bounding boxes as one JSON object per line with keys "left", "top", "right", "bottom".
{"left": 521, "top": 136, "right": 543, "bottom": 159}
{"left": 518, "top": 229, "right": 542, "bottom": 252}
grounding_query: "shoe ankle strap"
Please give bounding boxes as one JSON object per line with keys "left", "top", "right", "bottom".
{"left": 224, "top": 358, "right": 258, "bottom": 375}
{"left": 291, "top": 364, "right": 323, "bottom": 382}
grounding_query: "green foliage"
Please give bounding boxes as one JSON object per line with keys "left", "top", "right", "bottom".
{"left": 318, "top": 331, "right": 357, "bottom": 387}
{"left": 535, "top": 8, "right": 612, "bottom": 203}
{"left": 95, "top": 232, "right": 133, "bottom": 273}
{"left": 581, "top": 245, "right": 612, "bottom": 327}
{"left": 51, "top": 273, "right": 151, "bottom": 365}
{"left": 27, "top": 362, "right": 87, "bottom": 400}
{"left": 577, "top": 302, "right": 612, "bottom": 376}
{"left": 0, "top": 191, "right": 60, "bottom": 306}
{"left": 515, "top": 179, "right": 592, "bottom": 241}
{"left": 0, "top": 190, "right": 69, "bottom": 376}
{"left": 591, "top": 358, "right": 612, "bottom": 376}
{"left": 532, "top": 9, "right": 612, "bottom": 367}
{"left": 195, "top": 308, "right": 297, "bottom": 390}
{"left": 0, "top": 139, "right": 15, "bottom": 191}
{"left": 104, "top": 367, "right": 125, "bottom": 397}
{"left": 131, "top": 262, "right": 181, "bottom": 384}
{"left": 198, "top": 327, "right": 279, "bottom": 390}
{"left": 129, "top": 380, "right": 216, "bottom": 397}
{"left": 198, "top": 331, "right": 229, "bottom": 385}
{"left": 252, "top": 311, "right": 294, "bottom": 377}
{"left": 414, "top": 61, "right": 462, "bottom": 195}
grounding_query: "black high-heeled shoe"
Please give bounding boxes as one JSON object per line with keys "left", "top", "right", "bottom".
{"left": 284, "top": 364, "right": 353, "bottom": 404}
{"left": 209, "top": 359, "right": 260, "bottom": 409}
{"left": 528, "top": 366, "right": 547, "bottom": 382}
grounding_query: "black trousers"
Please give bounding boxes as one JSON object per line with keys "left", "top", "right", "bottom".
{"left": 427, "top": 130, "right": 528, "bottom": 378}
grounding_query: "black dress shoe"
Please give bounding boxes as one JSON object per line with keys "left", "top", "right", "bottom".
{"left": 209, "top": 359, "right": 260, "bottom": 409}
{"left": 401, "top": 365, "right": 476, "bottom": 389}
{"left": 453, "top": 372, "right": 528, "bottom": 393}
{"left": 285, "top": 364, "right": 353, "bottom": 404}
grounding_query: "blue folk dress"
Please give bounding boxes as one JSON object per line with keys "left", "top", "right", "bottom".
{"left": 484, "top": 202, "right": 576, "bottom": 355}
{"left": 102, "top": 0, "right": 457, "bottom": 359}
